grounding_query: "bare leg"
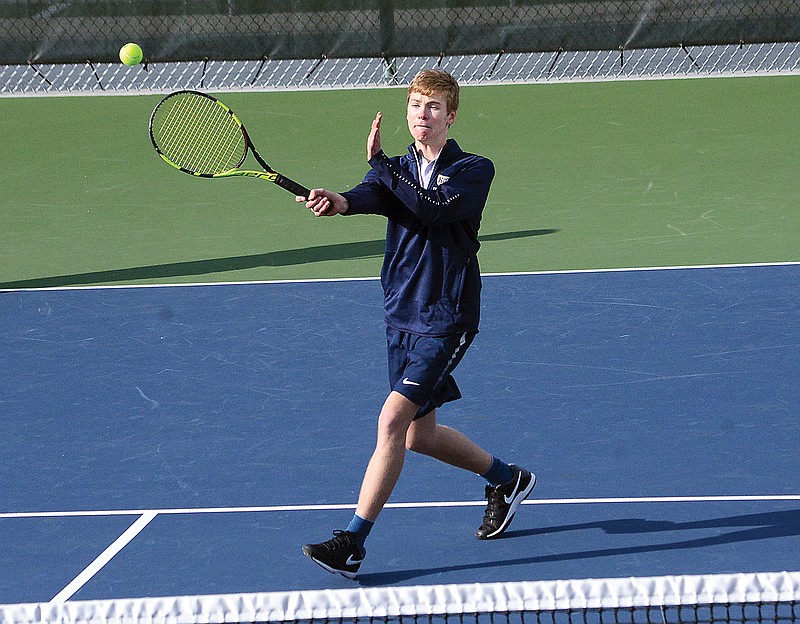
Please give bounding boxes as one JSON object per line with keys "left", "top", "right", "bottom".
{"left": 405, "top": 409, "right": 493, "bottom": 474}
{"left": 355, "top": 391, "right": 420, "bottom": 522}
{"left": 355, "top": 393, "right": 495, "bottom": 523}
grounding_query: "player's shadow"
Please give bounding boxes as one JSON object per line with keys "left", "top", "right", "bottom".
{"left": 355, "top": 508, "right": 800, "bottom": 586}
{"left": 0, "top": 229, "right": 557, "bottom": 290}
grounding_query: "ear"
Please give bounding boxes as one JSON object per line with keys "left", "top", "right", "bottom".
{"left": 447, "top": 110, "right": 457, "bottom": 127}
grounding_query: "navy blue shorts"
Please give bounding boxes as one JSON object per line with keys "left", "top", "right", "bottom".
{"left": 386, "top": 326, "right": 477, "bottom": 419}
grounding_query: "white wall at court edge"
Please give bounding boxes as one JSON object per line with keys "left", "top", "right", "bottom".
{"left": 1, "top": 42, "right": 799, "bottom": 97}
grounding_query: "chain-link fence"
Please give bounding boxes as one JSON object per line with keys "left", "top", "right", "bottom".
{"left": 2, "top": 42, "right": 796, "bottom": 95}
{"left": 1, "top": 2, "right": 798, "bottom": 94}
{"left": 2, "top": 1, "right": 799, "bottom": 66}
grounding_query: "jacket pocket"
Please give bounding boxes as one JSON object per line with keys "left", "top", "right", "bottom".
{"left": 444, "top": 255, "right": 469, "bottom": 313}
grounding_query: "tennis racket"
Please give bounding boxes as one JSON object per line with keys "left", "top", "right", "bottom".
{"left": 149, "top": 90, "right": 309, "bottom": 197}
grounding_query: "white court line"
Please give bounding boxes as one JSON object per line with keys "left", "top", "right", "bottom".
{"left": 12, "top": 496, "right": 799, "bottom": 604}
{"left": 4, "top": 495, "right": 799, "bottom": 520}
{"left": 49, "top": 511, "right": 158, "bottom": 604}
{"left": 2, "top": 260, "right": 799, "bottom": 293}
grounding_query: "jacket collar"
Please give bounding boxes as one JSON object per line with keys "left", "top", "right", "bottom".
{"left": 405, "top": 138, "right": 463, "bottom": 166}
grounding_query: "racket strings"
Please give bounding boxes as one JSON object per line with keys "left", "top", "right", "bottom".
{"left": 174, "top": 96, "right": 244, "bottom": 173}
{"left": 152, "top": 93, "right": 247, "bottom": 175}
{"left": 177, "top": 96, "right": 244, "bottom": 173}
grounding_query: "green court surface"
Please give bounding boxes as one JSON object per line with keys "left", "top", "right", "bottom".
{"left": 1, "top": 75, "right": 797, "bottom": 288}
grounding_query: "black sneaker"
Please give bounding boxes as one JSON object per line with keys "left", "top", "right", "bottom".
{"left": 476, "top": 465, "right": 536, "bottom": 540}
{"left": 302, "top": 530, "right": 365, "bottom": 579}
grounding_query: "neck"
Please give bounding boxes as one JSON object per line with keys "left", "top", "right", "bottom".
{"left": 415, "top": 139, "right": 446, "bottom": 162}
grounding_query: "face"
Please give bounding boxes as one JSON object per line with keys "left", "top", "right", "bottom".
{"left": 406, "top": 91, "right": 456, "bottom": 149}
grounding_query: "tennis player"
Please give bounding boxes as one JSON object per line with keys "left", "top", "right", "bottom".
{"left": 298, "top": 69, "right": 535, "bottom": 578}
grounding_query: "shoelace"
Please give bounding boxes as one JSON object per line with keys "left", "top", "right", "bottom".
{"left": 482, "top": 485, "right": 508, "bottom": 523}
{"left": 320, "top": 530, "right": 355, "bottom": 552}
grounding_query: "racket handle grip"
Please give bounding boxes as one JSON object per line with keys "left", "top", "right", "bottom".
{"left": 275, "top": 174, "right": 310, "bottom": 198}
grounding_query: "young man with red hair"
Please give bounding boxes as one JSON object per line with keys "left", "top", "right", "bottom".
{"left": 299, "top": 69, "right": 534, "bottom": 578}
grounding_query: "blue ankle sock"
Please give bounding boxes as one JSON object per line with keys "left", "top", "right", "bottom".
{"left": 481, "top": 456, "right": 514, "bottom": 487}
{"left": 346, "top": 514, "right": 373, "bottom": 552}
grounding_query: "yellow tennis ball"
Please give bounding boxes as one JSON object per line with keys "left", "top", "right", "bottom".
{"left": 119, "top": 43, "right": 143, "bottom": 66}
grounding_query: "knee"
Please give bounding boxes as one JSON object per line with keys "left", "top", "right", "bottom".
{"left": 405, "top": 432, "right": 420, "bottom": 453}
{"left": 375, "top": 391, "right": 421, "bottom": 448}
{"left": 376, "top": 411, "right": 413, "bottom": 447}
{"left": 405, "top": 428, "right": 432, "bottom": 455}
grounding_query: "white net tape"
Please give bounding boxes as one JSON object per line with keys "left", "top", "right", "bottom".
{"left": 1, "top": 571, "right": 798, "bottom": 624}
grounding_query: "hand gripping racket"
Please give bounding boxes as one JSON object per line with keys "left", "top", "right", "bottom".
{"left": 149, "top": 90, "right": 309, "bottom": 197}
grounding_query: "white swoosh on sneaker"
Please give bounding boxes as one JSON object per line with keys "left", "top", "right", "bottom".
{"left": 504, "top": 474, "right": 522, "bottom": 505}
{"left": 402, "top": 378, "right": 421, "bottom": 386}
{"left": 346, "top": 554, "right": 364, "bottom": 565}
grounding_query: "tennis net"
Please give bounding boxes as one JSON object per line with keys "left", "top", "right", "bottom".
{"left": 1, "top": 571, "right": 798, "bottom": 624}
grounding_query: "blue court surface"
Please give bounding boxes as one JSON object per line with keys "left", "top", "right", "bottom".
{"left": 1, "top": 265, "right": 799, "bottom": 604}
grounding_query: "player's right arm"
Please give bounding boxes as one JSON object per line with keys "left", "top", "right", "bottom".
{"left": 298, "top": 188, "right": 349, "bottom": 216}
{"left": 299, "top": 111, "right": 392, "bottom": 219}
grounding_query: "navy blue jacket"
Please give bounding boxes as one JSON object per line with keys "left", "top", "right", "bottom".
{"left": 342, "top": 139, "right": 495, "bottom": 336}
